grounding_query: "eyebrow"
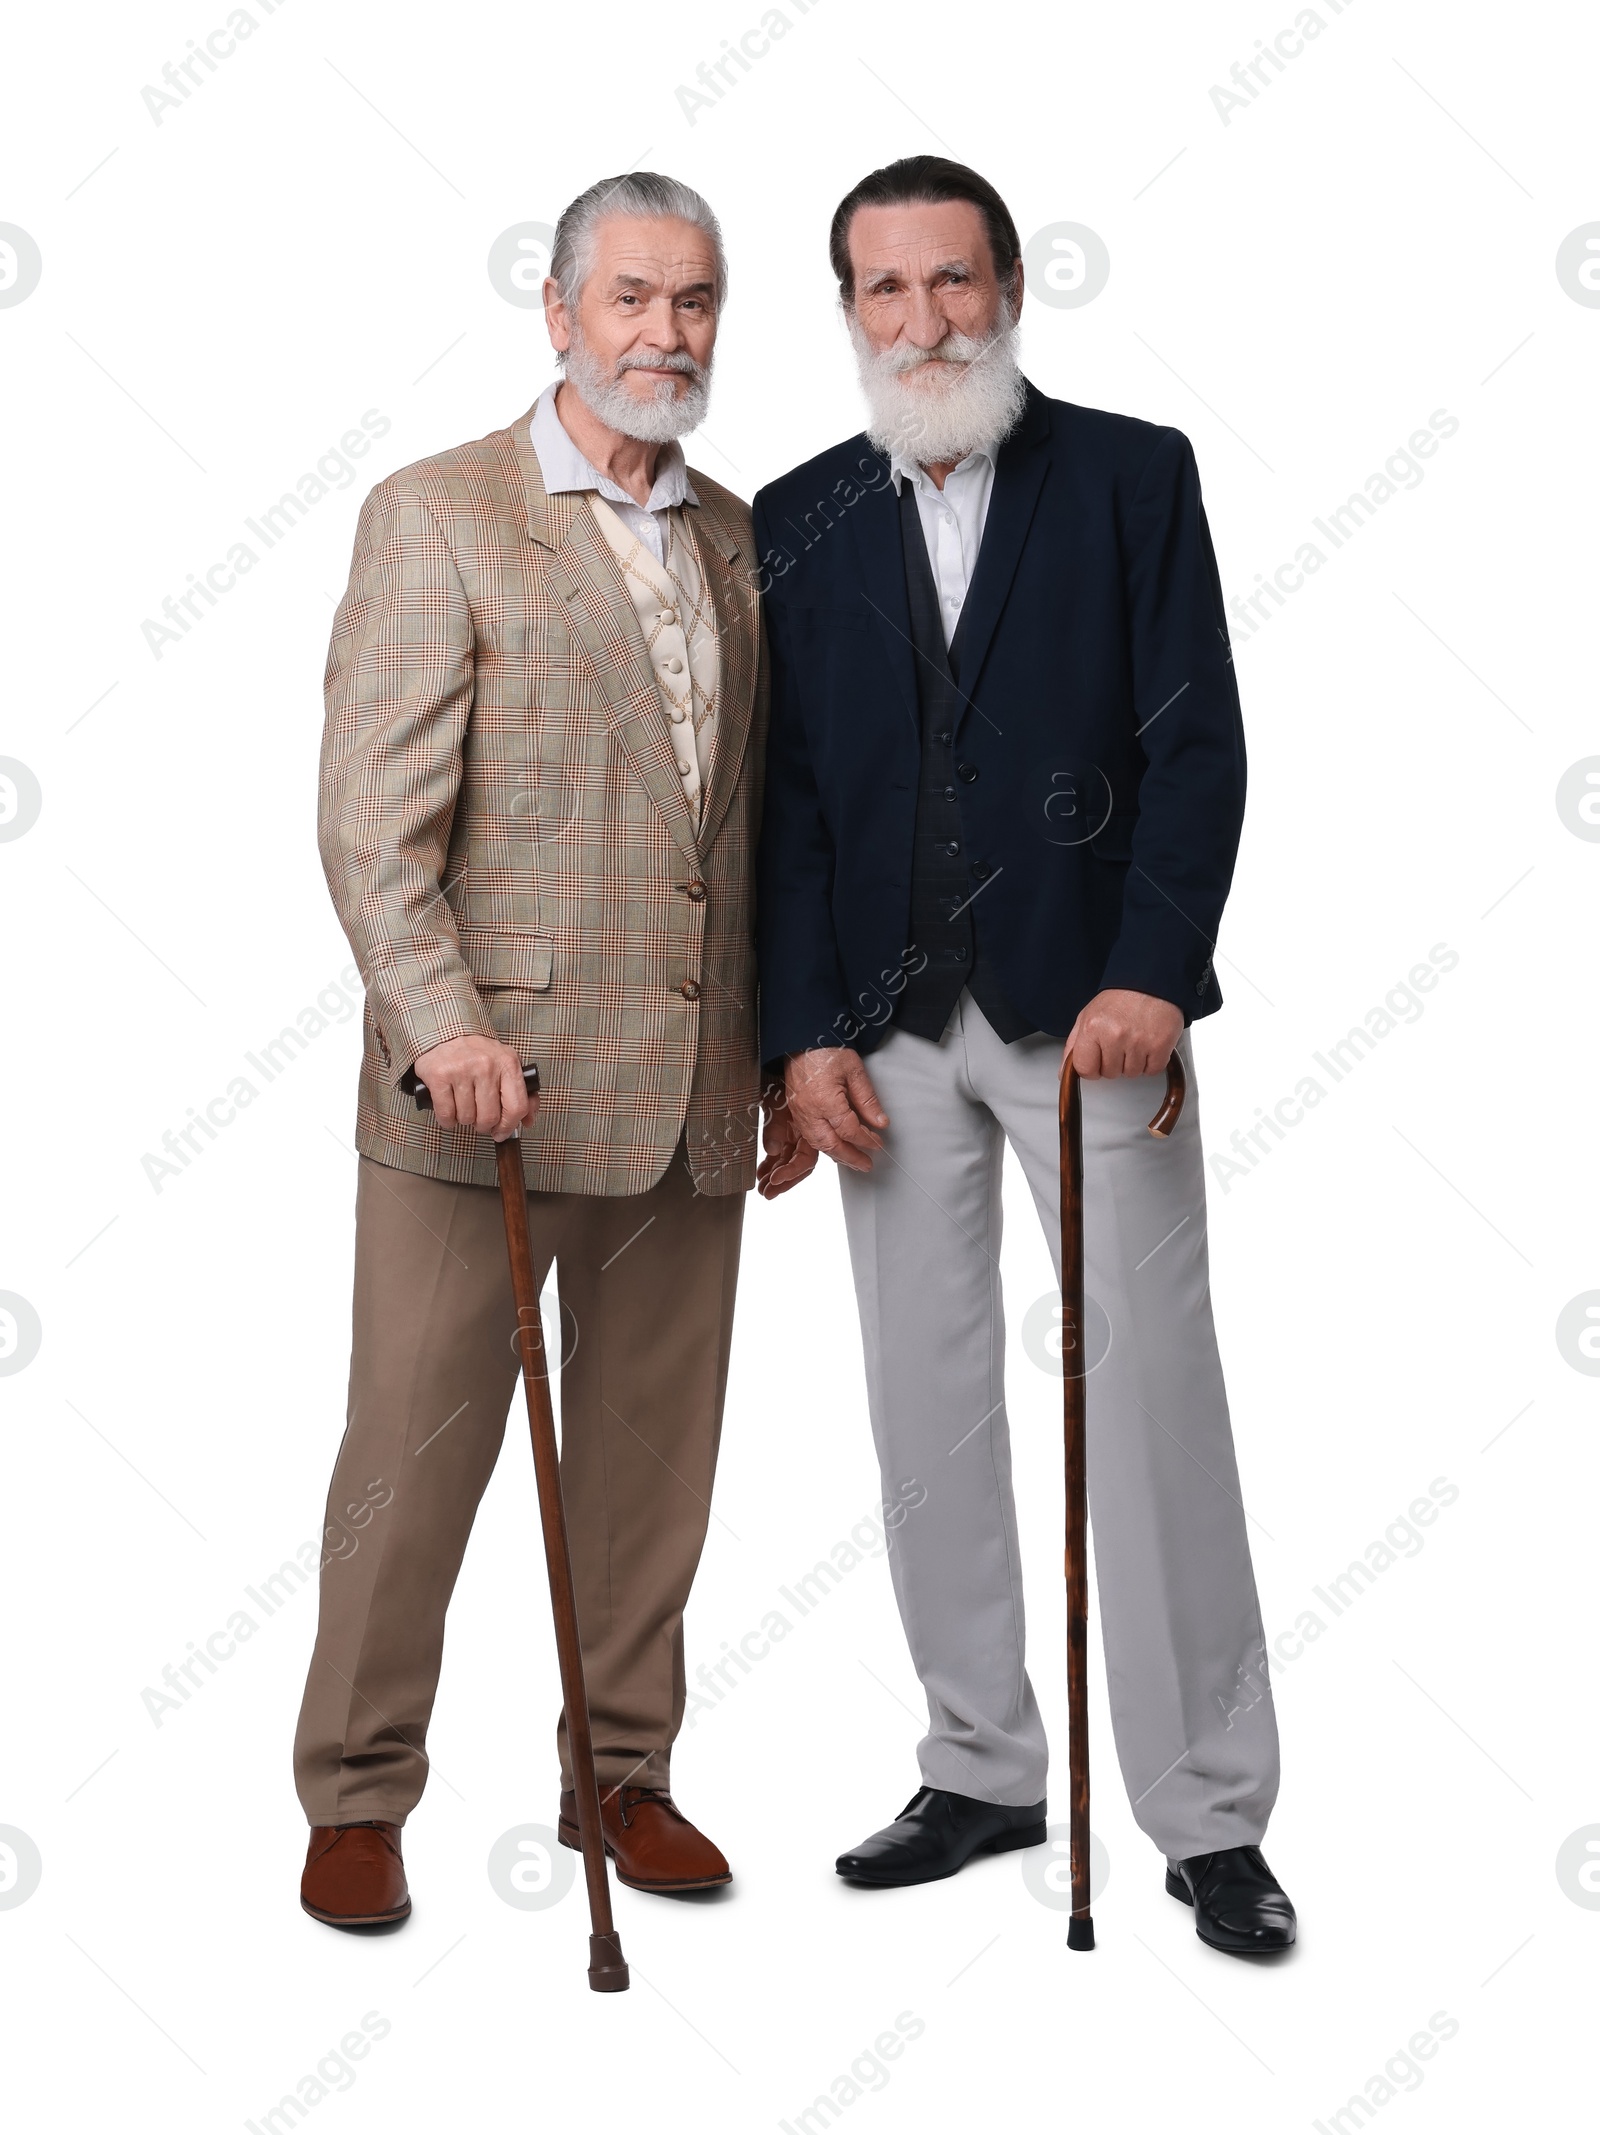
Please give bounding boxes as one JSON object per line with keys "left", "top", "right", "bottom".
{"left": 862, "top": 256, "right": 979, "bottom": 286}
{"left": 609, "top": 272, "right": 717, "bottom": 297}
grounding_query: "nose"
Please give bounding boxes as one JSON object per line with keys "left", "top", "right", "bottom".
{"left": 637, "top": 298, "right": 686, "bottom": 352}
{"left": 901, "top": 285, "right": 947, "bottom": 349}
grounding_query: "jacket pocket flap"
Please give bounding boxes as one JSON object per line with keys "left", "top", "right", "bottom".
{"left": 457, "top": 928, "right": 553, "bottom": 989}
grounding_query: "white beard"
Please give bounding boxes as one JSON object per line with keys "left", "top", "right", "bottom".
{"left": 563, "top": 328, "right": 712, "bottom": 444}
{"left": 849, "top": 308, "right": 1026, "bottom": 466}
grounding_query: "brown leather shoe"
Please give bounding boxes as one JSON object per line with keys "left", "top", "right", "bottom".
{"left": 301, "top": 1821, "right": 411, "bottom": 1927}
{"left": 558, "top": 1786, "right": 731, "bottom": 1892}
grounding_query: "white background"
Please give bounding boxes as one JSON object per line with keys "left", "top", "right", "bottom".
{"left": 2, "top": 0, "right": 1596, "bottom": 2127}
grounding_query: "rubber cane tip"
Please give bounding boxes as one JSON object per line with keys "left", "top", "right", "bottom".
{"left": 587, "top": 1931, "right": 631, "bottom": 1993}
{"left": 1066, "top": 1913, "right": 1096, "bottom": 1952}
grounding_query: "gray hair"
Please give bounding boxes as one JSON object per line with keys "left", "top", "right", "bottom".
{"left": 549, "top": 171, "right": 728, "bottom": 312}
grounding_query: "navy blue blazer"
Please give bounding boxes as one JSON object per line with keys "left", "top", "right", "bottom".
{"left": 752, "top": 381, "right": 1246, "bottom": 1065}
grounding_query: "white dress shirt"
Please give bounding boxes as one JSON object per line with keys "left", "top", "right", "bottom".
{"left": 529, "top": 379, "right": 698, "bottom": 567}
{"left": 889, "top": 447, "right": 997, "bottom": 647}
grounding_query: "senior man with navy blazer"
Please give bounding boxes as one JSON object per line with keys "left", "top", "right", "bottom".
{"left": 752, "top": 157, "right": 1295, "bottom": 1956}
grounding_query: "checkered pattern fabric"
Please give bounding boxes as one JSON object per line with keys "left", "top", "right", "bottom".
{"left": 318, "top": 403, "right": 767, "bottom": 1197}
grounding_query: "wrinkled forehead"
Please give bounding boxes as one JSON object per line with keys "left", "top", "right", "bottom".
{"left": 584, "top": 213, "right": 720, "bottom": 296}
{"left": 846, "top": 199, "right": 996, "bottom": 290}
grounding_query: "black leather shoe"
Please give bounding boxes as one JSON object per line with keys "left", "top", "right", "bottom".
{"left": 836, "top": 1787, "right": 1046, "bottom": 1887}
{"left": 1166, "top": 1845, "right": 1296, "bottom": 1954}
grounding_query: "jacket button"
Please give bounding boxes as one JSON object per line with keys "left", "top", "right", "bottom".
{"left": 957, "top": 762, "right": 978, "bottom": 782}
{"left": 684, "top": 879, "right": 707, "bottom": 901}
{"left": 680, "top": 980, "right": 702, "bottom": 1001}
{"left": 972, "top": 862, "right": 990, "bottom": 880}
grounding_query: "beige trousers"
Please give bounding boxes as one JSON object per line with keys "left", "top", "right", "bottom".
{"left": 293, "top": 1146, "right": 744, "bottom": 1825}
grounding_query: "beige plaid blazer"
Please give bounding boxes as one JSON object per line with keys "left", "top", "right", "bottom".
{"left": 318, "top": 403, "right": 766, "bottom": 1197}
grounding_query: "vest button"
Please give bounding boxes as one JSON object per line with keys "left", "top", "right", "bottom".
{"left": 943, "top": 840, "right": 961, "bottom": 856}
{"left": 680, "top": 979, "right": 702, "bottom": 1000}
{"left": 684, "top": 880, "right": 707, "bottom": 901}
{"left": 934, "top": 730, "right": 952, "bottom": 745}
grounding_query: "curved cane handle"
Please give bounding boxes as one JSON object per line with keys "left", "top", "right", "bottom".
{"left": 1147, "top": 1050, "right": 1186, "bottom": 1138}
{"left": 1060, "top": 1048, "right": 1186, "bottom": 1137}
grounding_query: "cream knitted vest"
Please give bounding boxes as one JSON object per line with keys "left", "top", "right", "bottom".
{"left": 589, "top": 496, "right": 720, "bottom": 822}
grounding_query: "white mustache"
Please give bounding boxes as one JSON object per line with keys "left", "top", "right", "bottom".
{"left": 874, "top": 329, "right": 997, "bottom": 376}
{"left": 614, "top": 349, "right": 706, "bottom": 382}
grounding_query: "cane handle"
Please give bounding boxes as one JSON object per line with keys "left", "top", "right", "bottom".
{"left": 1059, "top": 1048, "right": 1186, "bottom": 1138}
{"left": 399, "top": 1063, "right": 540, "bottom": 1112}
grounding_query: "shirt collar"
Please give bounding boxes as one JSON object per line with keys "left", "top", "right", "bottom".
{"left": 888, "top": 445, "right": 994, "bottom": 497}
{"left": 530, "top": 380, "right": 698, "bottom": 514}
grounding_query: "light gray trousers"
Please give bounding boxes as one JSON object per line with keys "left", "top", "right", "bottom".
{"left": 838, "top": 993, "right": 1279, "bottom": 1859}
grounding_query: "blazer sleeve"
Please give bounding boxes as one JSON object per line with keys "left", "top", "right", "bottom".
{"left": 1098, "top": 428, "right": 1247, "bottom": 1017}
{"left": 317, "top": 477, "right": 497, "bottom": 1081}
{"left": 753, "top": 492, "right": 852, "bottom": 1064}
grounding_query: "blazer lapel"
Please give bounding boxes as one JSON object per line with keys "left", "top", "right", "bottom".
{"left": 511, "top": 400, "right": 554, "bottom": 549}
{"left": 948, "top": 382, "right": 1052, "bottom": 728}
{"left": 513, "top": 415, "right": 701, "bottom": 867}
{"left": 845, "top": 455, "right": 919, "bottom": 736}
{"left": 690, "top": 491, "right": 759, "bottom": 855}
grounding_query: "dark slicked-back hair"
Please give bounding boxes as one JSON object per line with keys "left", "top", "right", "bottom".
{"left": 828, "top": 155, "right": 1022, "bottom": 303}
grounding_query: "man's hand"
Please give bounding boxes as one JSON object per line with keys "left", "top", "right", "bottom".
{"left": 784, "top": 1047, "right": 888, "bottom": 1173}
{"left": 756, "top": 1084, "right": 820, "bottom": 1199}
{"left": 1063, "top": 988, "right": 1184, "bottom": 1079}
{"left": 413, "top": 1035, "right": 537, "bottom": 1140}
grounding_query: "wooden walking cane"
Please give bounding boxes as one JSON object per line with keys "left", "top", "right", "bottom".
{"left": 1059, "top": 1046, "right": 1186, "bottom": 1952}
{"left": 401, "top": 1063, "right": 630, "bottom": 1993}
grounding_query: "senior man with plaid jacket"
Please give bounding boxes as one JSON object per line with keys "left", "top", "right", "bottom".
{"left": 294, "top": 172, "right": 778, "bottom": 1927}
